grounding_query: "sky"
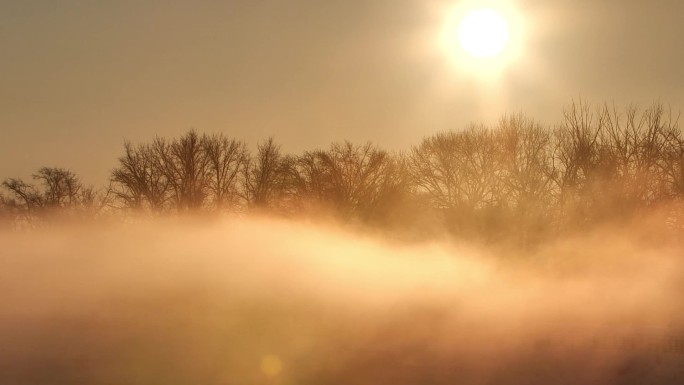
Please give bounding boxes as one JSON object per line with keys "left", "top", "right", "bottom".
{"left": 1, "top": 0, "right": 684, "bottom": 184}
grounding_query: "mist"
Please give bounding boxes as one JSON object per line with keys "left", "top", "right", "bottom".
{"left": 2, "top": 214, "right": 683, "bottom": 384}
{"left": 3, "top": 0, "right": 684, "bottom": 382}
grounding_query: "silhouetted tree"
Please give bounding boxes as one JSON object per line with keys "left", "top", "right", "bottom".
{"left": 662, "top": 123, "right": 684, "bottom": 197}
{"left": 598, "top": 103, "right": 680, "bottom": 205}
{"left": 111, "top": 131, "right": 249, "bottom": 213}
{"left": 552, "top": 101, "right": 605, "bottom": 225}
{"left": 410, "top": 126, "right": 500, "bottom": 210}
{"left": 552, "top": 101, "right": 682, "bottom": 226}
{"left": 2, "top": 178, "right": 42, "bottom": 214}
{"left": 243, "top": 138, "right": 291, "bottom": 210}
{"left": 291, "top": 141, "right": 407, "bottom": 222}
{"left": 0, "top": 193, "right": 15, "bottom": 228}
{"left": 152, "top": 130, "right": 210, "bottom": 211}
{"left": 496, "top": 114, "right": 556, "bottom": 242}
{"left": 110, "top": 141, "right": 170, "bottom": 212}
{"left": 409, "top": 126, "right": 502, "bottom": 237}
{"left": 202, "top": 134, "right": 249, "bottom": 210}
{"left": 2, "top": 167, "right": 97, "bottom": 224}
{"left": 2, "top": 101, "right": 682, "bottom": 245}
{"left": 497, "top": 115, "right": 556, "bottom": 204}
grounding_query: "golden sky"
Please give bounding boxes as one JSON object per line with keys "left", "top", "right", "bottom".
{"left": 1, "top": 0, "right": 683, "bottom": 183}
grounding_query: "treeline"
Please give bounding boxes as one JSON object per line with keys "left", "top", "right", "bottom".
{"left": 2, "top": 102, "right": 683, "bottom": 243}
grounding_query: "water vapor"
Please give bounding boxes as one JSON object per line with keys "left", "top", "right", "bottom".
{"left": 1, "top": 216, "right": 683, "bottom": 384}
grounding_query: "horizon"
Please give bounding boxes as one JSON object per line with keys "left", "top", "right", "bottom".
{"left": 1, "top": 100, "right": 681, "bottom": 187}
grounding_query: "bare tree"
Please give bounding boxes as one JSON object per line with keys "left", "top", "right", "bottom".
{"left": 2, "top": 167, "right": 97, "bottom": 224}
{"left": 494, "top": 114, "right": 556, "bottom": 242}
{"left": 202, "top": 134, "right": 249, "bottom": 211}
{"left": 496, "top": 115, "right": 555, "bottom": 207}
{"left": 0, "top": 193, "right": 16, "bottom": 228}
{"left": 551, "top": 101, "right": 606, "bottom": 226}
{"left": 409, "top": 125, "right": 500, "bottom": 211}
{"left": 110, "top": 141, "right": 170, "bottom": 212}
{"left": 112, "top": 130, "right": 250, "bottom": 213}
{"left": 661, "top": 120, "right": 684, "bottom": 197}
{"left": 291, "top": 141, "right": 407, "bottom": 221}
{"left": 0, "top": 101, "right": 678, "bottom": 242}
{"left": 37, "top": 168, "right": 85, "bottom": 207}
{"left": 599, "top": 103, "right": 681, "bottom": 205}
{"left": 152, "top": 130, "right": 211, "bottom": 211}
{"left": 243, "top": 138, "right": 291, "bottom": 210}
{"left": 553, "top": 101, "right": 602, "bottom": 195}
{"left": 553, "top": 101, "right": 683, "bottom": 226}
{"left": 1, "top": 178, "right": 42, "bottom": 214}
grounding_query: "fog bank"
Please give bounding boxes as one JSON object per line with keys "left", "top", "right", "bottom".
{"left": 1, "top": 216, "right": 683, "bottom": 384}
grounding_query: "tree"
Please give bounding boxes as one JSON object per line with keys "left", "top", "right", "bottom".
{"left": 202, "top": 134, "right": 249, "bottom": 210}
{"left": 408, "top": 126, "right": 502, "bottom": 237}
{"left": 496, "top": 114, "right": 555, "bottom": 208}
{"left": 110, "top": 141, "right": 170, "bottom": 212}
{"left": 551, "top": 101, "right": 605, "bottom": 226}
{"left": 409, "top": 126, "right": 500, "bottom": 210}
{"left": 152, "top": 130, "right": 210, "bottom": 211}
{"left": 661, "top": 121, "right": 684, "bottom": 197}
{"left": 111, "top": 130, "right": 250, "bottom": 213}
{"left": 291, "top": 141, "right": 407, "bottom": 222}
{"left": 552, "top": 101, "right": 682, "bottom": 226}
{"left": 243, "top": 138, "right": 291, "bottom": 210}
{"left": 2, "top": 167, "right": 97, "bottom": 224}
{"left": 598, "top": 103, "right": 680, "bottom": 205}
{"left": 0, "top": 193, "right": 16, "bottom": 228}
{"left": 495, "top": 114, "right": 556, "bottom": 242}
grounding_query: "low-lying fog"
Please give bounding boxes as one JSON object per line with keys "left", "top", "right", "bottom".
{"left": 1, "top": 216, "right": 683, "bottom": 384}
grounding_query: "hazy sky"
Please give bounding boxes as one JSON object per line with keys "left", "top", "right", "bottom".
{"left": 2, "top": 0, "right": 683, "bottom": 184}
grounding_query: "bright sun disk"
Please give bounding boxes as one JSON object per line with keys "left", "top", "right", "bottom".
{"left": 458, "top": 8, "right": 510, "bottom": 58}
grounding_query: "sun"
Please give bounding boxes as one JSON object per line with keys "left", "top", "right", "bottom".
{"left": 458, "top": 8, "right": 510, "bottom": 58}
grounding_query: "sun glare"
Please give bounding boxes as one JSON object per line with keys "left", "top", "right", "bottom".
{"left": 458, "top": 8, "right": 509, "bottom": 58}
{"left": 438, "top": 1, "right": 523, "bottom": 74}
